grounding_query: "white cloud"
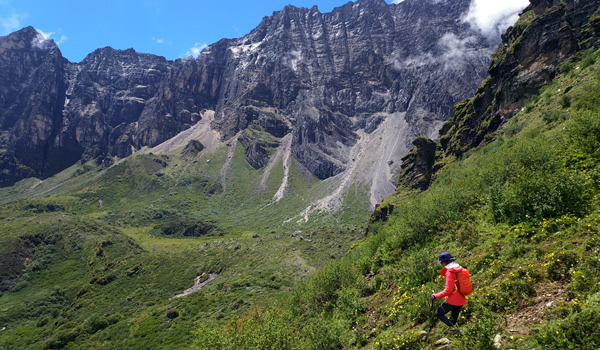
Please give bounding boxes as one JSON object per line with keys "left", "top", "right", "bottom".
{"left": 152, "top": 37, "right": 164, "bottom": 44}
{"left": 56, "top": 35, "right": 67, "bottom": 45}
{"left": 463, "top": 0, "right": 529, "bottom": 39}
{"left": 34, "top": 28, "right": 67, "bottom": 46}
{"left": 390, "top": 0, "right": 405, "bottom": 3}
{"left": 36, "top": 28, "right": 53, "bottom": 40}
{"left": 1, "top": 13, "right": 22, "bottom": 35}
{"left": 393, "top": 33, "right": 490, "bottom": 71}
{"left": 184, "top": 42, "right": 208, "bottom": 58}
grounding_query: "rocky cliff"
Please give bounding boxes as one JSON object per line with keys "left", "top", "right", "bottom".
{"left": 440, "top": 0, "right": 600, "bottom": 156}
{"left": 398, "top": 0, "right": 600, "bottom": 190}
{"left": 0, "top": 0, "right": 498, "bottom": 207}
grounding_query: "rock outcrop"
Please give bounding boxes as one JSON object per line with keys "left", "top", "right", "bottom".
{"left": 398, "top": 0, "right": 600, "bottom": 191}
{"left": 0, "top": 0, "right": 498, "bottom": 198}
{"left": 439, "top": 0, "right": 600, "bottom": 156}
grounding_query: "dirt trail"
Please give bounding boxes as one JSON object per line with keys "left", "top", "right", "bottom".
{"left": 501, "top": 281, "right": 567, "bottom": 339}
{"left": 170, "top": 273, "right": 218, "bottom": 299}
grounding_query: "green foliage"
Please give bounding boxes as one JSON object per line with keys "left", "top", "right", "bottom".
{"left": 558, "top": 61, "right": 574, "bottom": 74}
{"left": 374, "top": 330, "right": 423, "bottom": 350}
{"left": 300, "top": 314, "right": 345, "bottom": 350}
{"left": 542, "top": 110, "right": 567, "bottom": 124}
{"left": 194, "top": 307, "right": 294, "bottom": 350}
{"left": 568, "top": 110, "right": 600, "bottom": 158}
{"left": 504, "top": 122, "right": 524, "bottom": 136}
{"left": 486, "top": 137, "right": 587, "bottom": 224}
{"left": 546, "top": 251, "right": 579, "bottom": 281}
{"left": 151, "top": 216, "right": 222, "bottom": 237}
{"left": 455, "top": 303, "right": 499, "bottom": 350}
{"left": 536, "top": 303, "right": 600, "bottom": 349}
{"left": 559, "top": 94, "right": 572, "bottom": 109}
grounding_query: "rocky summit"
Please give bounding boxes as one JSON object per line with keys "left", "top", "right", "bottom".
{"left": 0, "top": 0, "right": 497, "bottom": 208}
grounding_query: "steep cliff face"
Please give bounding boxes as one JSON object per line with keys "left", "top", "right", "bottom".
{"left": 439, "top": 0, "right": 600, "bottom": 156}
{"left": 0, "top": 27, "right": 67, "bottom": 183}
{"left": 396, "top": 0, "right": 600, "bottom": 191}
{"left": 207, "top": 0, "right": 493, "bottom": 181}
{"left": 0, "top": 0, "right": 497, "bottom": 207}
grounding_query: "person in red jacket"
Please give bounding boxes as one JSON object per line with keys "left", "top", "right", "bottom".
{"left": 431, "top": 252, "right": 466, "bottom": 333}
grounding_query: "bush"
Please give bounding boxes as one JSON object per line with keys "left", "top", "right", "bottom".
{"left": 487, "top": 138, "right": 587, "bottom": 224}
{"left": 301, "top": 314, "right": 345, "bottom": 350}
{"left": 558, "top": 61, "right": 574, "bottom": 74}
{"left": 568, "top": 110, "right": 600, "bottom": 158}
{"left": 374, "top": 330, "right": 423, "bottom": 350}
{"left": 456, "top": 304, "right": 499, "bottom": 350}
{"left": 536, "top": 305, "right": 600, "bottom": 349}
{"left": 194, "top": 308, "right": 294, "bottom": 350}
{"left": 559, "top": 95, "right": 572, "bottom": 109}
{"left": 290, "top": 260, "right": 359, "bottom": 314}
{"left": 546, "top": 251, "right": 579, "bottom": 281}
{"left": 542, "top": 110, "right": 567, "bottom": 124}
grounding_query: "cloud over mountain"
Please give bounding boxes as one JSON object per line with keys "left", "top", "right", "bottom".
{"left": 463, "top": 0, "right": 529, "bottom": 38}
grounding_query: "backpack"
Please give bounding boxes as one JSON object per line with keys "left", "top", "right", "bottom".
{"left": 455, "top": 268, "right": 473, "bottom": 296}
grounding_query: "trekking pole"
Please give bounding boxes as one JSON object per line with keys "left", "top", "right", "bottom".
{"left": 425, "top": 289, "right": 435, "bottom": 347}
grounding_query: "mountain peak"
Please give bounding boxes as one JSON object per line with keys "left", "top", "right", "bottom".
{"left": 1, "top": 26, "right": 58, "bottom": 51}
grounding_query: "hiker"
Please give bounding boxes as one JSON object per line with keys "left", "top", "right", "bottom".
{"left": 431, "top": 252, "right": 466, "bottom": 333}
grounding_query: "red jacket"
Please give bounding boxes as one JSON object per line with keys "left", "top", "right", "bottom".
{"left": 434, "top": 263, "right": 467, "bottom": 306}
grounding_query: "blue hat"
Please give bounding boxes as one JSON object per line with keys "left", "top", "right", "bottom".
{"left": 437, "top": 252, "right": 455, "bottom": 264}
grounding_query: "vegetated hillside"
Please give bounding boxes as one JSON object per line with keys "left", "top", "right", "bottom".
{"left": 0, "top": 197, "right": 364, "bottom": 349}
{"left": 0, "top": 131, "right": 368, "bottom": 348}
{"left": 188, "top": 5, "right": 600, "bottom": 350}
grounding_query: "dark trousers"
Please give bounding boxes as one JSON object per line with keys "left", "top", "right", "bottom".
{"left": 435, "top": 302, "right": 462, "bottom": 327}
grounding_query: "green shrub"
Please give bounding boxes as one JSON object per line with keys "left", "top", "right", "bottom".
{"left": 456, "top": 304, "right": 499, "bottom": 350}
{"left": 558, "top": 61, "right": 574, "bottom": 74}
{"left": 581, "top": 51, "right": 597, "bottom": 69}
{"left": 536, "top": 304, "right": 600, "bottom": 349}
{"left": 568, "top": 110, "right": 600, "bottom": 158}
{"left": 559, "top": 95, "right": 572, "bottom": 109}
{"left": 300, "top": 314, "right": 345, "bottom": 350}
{"left": 483, "top": 268, "right": 537, "bottom": 312}
{"left": 388, "top": 284, "right": 433, "bottom": 325}
{"left": 194, "top": 307, "right": 294, "bottom": 350}
{"left": 336, "top": 287, "right": 366, "bottom": 319}
{"left": 542, "top": 110, "right": 567, "bottom": 123}
{"left": 546, "top": 251, "right": 579, "bottom": 281}
{"left": 374, "top": 330, "right": 423, "bottom": 350}
{"left": 567, "top": 256, "right": 600, "bottom": 297}
{"left": 504, "top": 122, "right": 524, "bottom": 137}
{"left": 487, "top": 138, "right": 587, "bottom": 224}
{"left": 575, "top": 84, "right": 600, "bottom": 112}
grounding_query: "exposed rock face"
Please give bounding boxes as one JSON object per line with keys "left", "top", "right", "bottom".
{"left": 398, "top": 137, "right": 441, "bottom": 190}
{"left": 439, "top": 0, "right": 600, "bottom": 156}
{"left": 182, "top": 140, "right": 204, "bottom": 160}
{"left": 0, "top": 27, "right": 67, "bottom": 183}
{"left": 0, "top": 0, "right": 498, "bottom": 194}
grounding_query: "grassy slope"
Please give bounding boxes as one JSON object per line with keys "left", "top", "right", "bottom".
{"left": 189, "top": 49, "right": 600, "bottom": 349}
{"left": 0, "top": 134, "right": 367, "bottom": 348}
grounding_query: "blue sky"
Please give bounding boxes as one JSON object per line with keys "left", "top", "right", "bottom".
{"left": 0, "top": 0, "right": 528, "bottom": 63}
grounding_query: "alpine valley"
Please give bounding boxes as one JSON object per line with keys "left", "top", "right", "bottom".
{"left": 1, "top": 0, "right": 600, "bottom": 349}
